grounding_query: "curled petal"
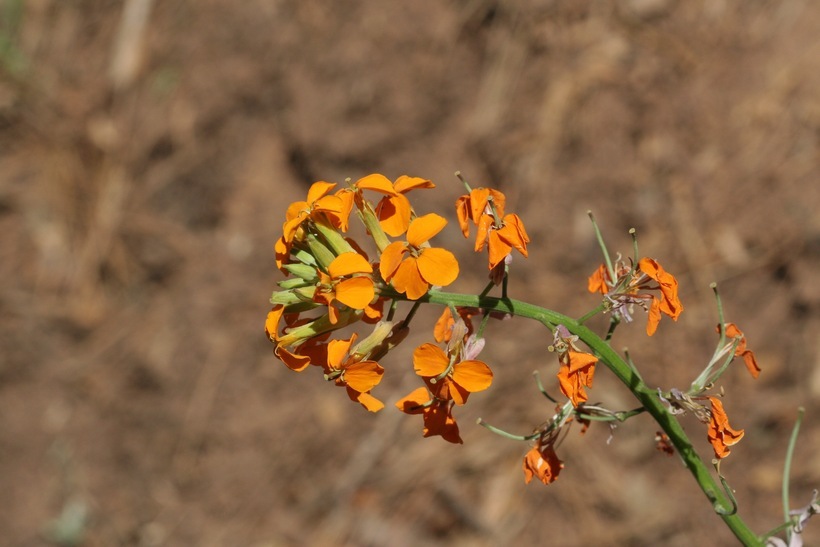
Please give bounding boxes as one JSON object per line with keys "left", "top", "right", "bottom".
{"left": 275, "top": 345, "right": 312, "bottom": 372}
{"left": 393, "top": 175, "right": 435, "bottom": 193}
{"left": 455, "top": 195, "right": 472, "bottom": 237}
{"left": 523, "top": 446, "right": 563, "bottom": 485}
{"left": 707, "top": 397, "right": 745, "bottom": 459}
{"left": 723, "top": 323, "right": 761, "bottom": 379}
{"left": 348, "top": 388, "right": 384, "bottom": 412}
{"left": 327, "top": 336, "right": 356, "bottom": 370}
{"left": 587, "top": 263, "right": 610, "bottom": 295}
{"left": 487, "top": 230, "right": 513, "bottom": 270}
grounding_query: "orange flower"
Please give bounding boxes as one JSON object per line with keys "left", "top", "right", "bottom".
{"left": 395, "top": 387, "right": 462, "bottom": 444}
{"left": 556, "top": 350, "right": 597, "bottom": 407}
{"left": 319, "top": 334, "right": 385, "bottom": 412}
{"left": 264, "top": 305, "right": 318, "bottom": 372}
{"left": 456, "top": 187, "right": 529, "bottom": 270}
{"left": 455, "top": 188, "right": 506, "bottom": 237}
{"left": 412, "top": 342, "right": 493, "bottom": 405}
{"left": 590, "top": 257, "right": 683, "bottom": 336}
{"left": 355, "top": 174, "right": 435, "bottom": 237}
{"left": 707, "top": 397, "right": 744, "bottom": 459}
{"left": 275, "top": 181, "right": 354, "bottom": 270}
{"left": 379, "top": 213, "right": 459, "bottom": 300}
{"left": 522, "top": 444, "right": 564, "bottom": 485}
{"left": 638, "top": 258, "right": 684, "bottom": 336}
{"left": 719, "top": 323, "right": 761, "bottom": 379}
{"left": 552, "top": 325, "right": 598, "bottom": 407}
{"left": 313, "top": 252, "right": 375, "bottom": 324}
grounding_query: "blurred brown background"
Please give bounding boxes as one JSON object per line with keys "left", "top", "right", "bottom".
{"left": 1, "top": 1, "right": 819, "bottom": 545}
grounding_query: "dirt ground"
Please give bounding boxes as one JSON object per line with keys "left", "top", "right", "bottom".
{"left": 1, "top": 1, "right": 819, "bottom": 545}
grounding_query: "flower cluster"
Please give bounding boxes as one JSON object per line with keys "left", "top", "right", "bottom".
{"left": 266, "top": 175, "right": 516, "bottom": 425}
{"left": 265, "top": 173, "right": 785, "bottom": 545}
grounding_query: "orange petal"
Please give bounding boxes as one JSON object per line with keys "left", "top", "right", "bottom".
{"left": 306, "top": 181, "right": 337, "bottom": 204}
{"left": 376, "top": 194, "right": 412, "bottom": 237}
{"left": 416, "top": 247, "right": 459, "bottom": 288}
{"left": 567, "top": 350, "right": 598, "bottom": 374}
{"left": 275, "top": 345, "right": 312, "bottom": 372}
{"left": 422, "top": 402, "right": 463, "bottom": 444}
{"left": 393, "top": 175, "right": 435, "bottom": 193}
{"left": 497, "top": 214, "right": 530, "bottom": 255}
{"left": 487, "top": 230, "right": 513, "bottom": 270}
{"left": 413, "top": 343, "right": 449, "bottom": 377}
{"left": 355, "top": 173, "right": 397, "bottom": 195}
{"left": 407, "top": 213, "right": 447, "bottom": 248}
{"left": 587, "top": 263, "right": 609, "bottom": 295}
{"left": 455, "top": 195, "right": 472, "bottom": 237}
{"left": 349, "top": 388, "right": 385, "bottom": 412}
{"left": 452, "top": 360, "right": 493, "bottom": 393}
{"left": 327, "top": 336, "right": 356, "bottom": 370}
{"left": 646, "top": 297, "right": 662, "bottom": 336}
{"left": 379, "top": 241, "right": 408, "bottom": 282}
{"left": 329, "top": 252, "right": 373, "bottom": 278}
{"left": 395, "top": 387, "right": 430, "bottom": 414}
{"left": 334, "top": 277, "right": 375, "bottom": 310}
{"left": 392, "top": 258, "right": 429, "bottom": 300}
{"left": 474, "top": 214, "right": 492, "bottom": 252}
{"left": 343, "top": 360, "right": 385, "bottom": 393}
{"left": 265, "top": 306, "right": 285, "bottom": 342}
{"left": 469, "top": 188, "right": 490, "bottom": 222}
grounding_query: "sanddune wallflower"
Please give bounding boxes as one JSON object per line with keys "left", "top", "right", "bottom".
{"left": 379, "top": 213, "right": 459, "bottom": 300}
{"left": 317, "top": 333, "right": 385, "bottom": 412}
{"left": 395, "top": 386, "right": 463, "bottom": 444}
{"left": 552, "top": 325, "right": 598, "bottom": 407}
{"left": 587, "top": 257, "right": 683, "bottom": 336}
{"left": 523, "top": 442, "right": 564, "bottom": 485}
{"left": 412, "top": 342, "right": 493, "bottom": 405}
{"left": 355, "top": 173, "right": 435, "bottom": 237}
{"left": 707, "top": 396, "right": 745, "bottom": 459}
{"left": 312, "top": 252, "right": 375, "bottom": 324}
{"left": 275, "top": 181, "right": 355, "bottom": 270}
{"left": 719, "top": 322, "right": 761, "bottom": 379}
{"left": 456, "top": 187, "right": 530, "bottom": 270}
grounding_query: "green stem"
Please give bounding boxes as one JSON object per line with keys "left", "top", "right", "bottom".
{"left": 413, "top": 289, "right": 762, "bottom": 546}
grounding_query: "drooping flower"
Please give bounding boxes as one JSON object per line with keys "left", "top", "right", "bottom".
{"left": 395, "top": 387, "right": 463, "bottom": 444}
{"left": 318, "top": 333, "right": 385, "bottom": 412}
{"left": 379, "top": 213, "right": 459, "bottom": 300}
{"left": 522, "top": 443, "right": 564, "bottom": 485}
{"left": 313, "top": 252, "right": 375, "bottom": 324}
{"left": 719, "top": 322, "right": 761, "bottom": 379}
{"left": 455, "top": 187, "right": 530, "bottom": 271}
{"left": 587, "top": 257, "right": 683, "bottom": 336}
{"left": 639, "top": 258, "right": 683, "bottom": 336}
{"left": 707, "top": 396, "right": 745, "bottom": 459}
{"left": 412, "top": 342, "right": 493, "bottom": 405}
{"left": 552, "top": 325, "right": 598, "bottom": 407}
{"left": 355, "top": 173, "right": 435, "bottom": 237}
